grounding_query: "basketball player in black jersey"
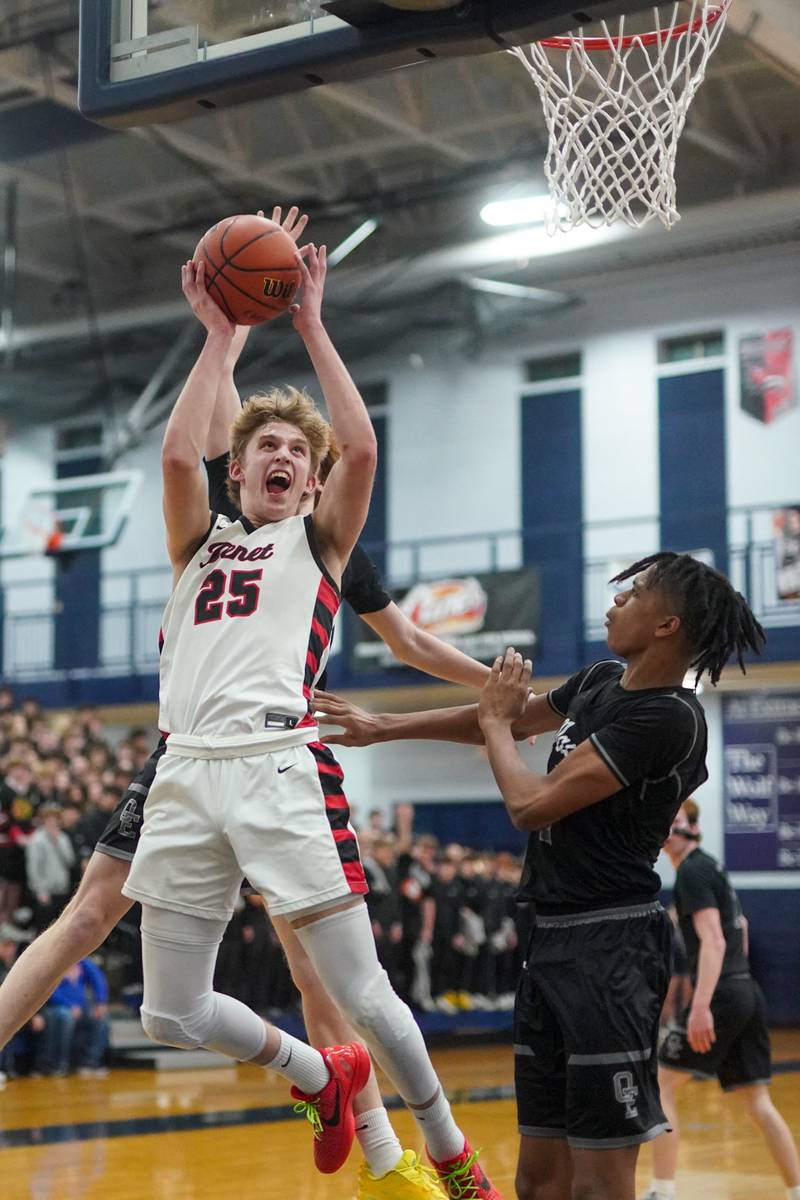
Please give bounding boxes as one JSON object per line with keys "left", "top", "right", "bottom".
{"left": 315, "top": 552, "right": 766, "bottom": 1200}
{"left": 642, "top": 798, "right": 800, "bottom": 1200}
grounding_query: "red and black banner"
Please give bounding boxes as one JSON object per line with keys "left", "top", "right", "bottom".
{"left": 739, "top": 328, "right": 796, "bottom": 424}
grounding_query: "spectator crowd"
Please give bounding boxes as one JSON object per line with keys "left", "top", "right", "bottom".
{"left": 0, "top": 686, "right": 152, "bottom": 1082}
{"left": 216, "top": 806, "right": 526, "bottom": 1021}
{"left": 0, "top": 684, "right": 528, "bottom": 1083}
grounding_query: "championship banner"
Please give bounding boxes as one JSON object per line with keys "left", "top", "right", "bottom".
{"left": 723, "top": 693, "right": 800, "bottom": 871}
{"left": 773, "top": 506, "right": 800, "bottom": 601}
{"left": 739, "top": 328, "right": 796, "bottom": 424}
{"left": 350, "top": 568, "right": 539, "bottom": 671}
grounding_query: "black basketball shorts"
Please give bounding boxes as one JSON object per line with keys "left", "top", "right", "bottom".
{"left": 95, "top": 743, "right": 166, "bottom": 862}
{"left": 515, "top": 901, "right": 673, "bottom": 1149}
{"left": 658, "top": 975, "right": 772, "bottom": 1090}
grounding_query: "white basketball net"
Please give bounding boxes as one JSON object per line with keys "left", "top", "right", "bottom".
{"left": 510, "top": 1, "right": 732, "bottom": 232}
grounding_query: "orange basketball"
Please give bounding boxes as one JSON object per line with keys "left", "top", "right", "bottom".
{"left": 192, "top": 214, "right": 302, "bottom": 325}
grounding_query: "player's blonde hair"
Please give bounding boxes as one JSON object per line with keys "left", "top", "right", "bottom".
{"left": 683, "top": 797, "right": 701, "bottom": 831}
{"left": 227, "top": 388, "right": 331, "bottom": 508}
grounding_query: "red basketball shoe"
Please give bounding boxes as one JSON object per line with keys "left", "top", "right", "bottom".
{"left": 429, "top": 1141, "right": 504, "bottom": 1200}
{"left": 291, "top": 1041, "right": 371, "bottom": 1174}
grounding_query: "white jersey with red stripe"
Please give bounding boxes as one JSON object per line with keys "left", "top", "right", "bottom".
{"left": 158, "top": 511, "right": 340, "bottom": 747}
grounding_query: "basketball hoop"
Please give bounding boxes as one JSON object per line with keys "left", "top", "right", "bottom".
{"left": 23, "top": 501, "right": 63, "bottom": 558}
{"left": 510, "top": 1, "right": 732, "bottom": 232}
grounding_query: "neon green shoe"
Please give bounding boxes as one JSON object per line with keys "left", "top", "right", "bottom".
{"left": 357, "top": 1150, "right": 449, "bottom": 1200}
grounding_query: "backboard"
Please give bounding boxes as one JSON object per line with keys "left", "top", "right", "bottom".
{"left": 0, "top": 470, "right": 143, "bottom": 559}
{"left": 79, "top": 0, "right": 659, "bottom": 128}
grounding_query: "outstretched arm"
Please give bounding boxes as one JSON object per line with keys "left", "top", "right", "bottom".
{"left": 293, "top": 245, "right": 377, "bottom": 579}
{"left": 162, "top": 263, "right": 234, "bottom": 574}
{"left": 361, "top": 603, "right": 491, "bottom": 690}
{"left": 314, "top": 685, "right": 560, "bottom": 748}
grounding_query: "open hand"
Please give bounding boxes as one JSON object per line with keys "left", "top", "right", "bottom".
{"left": 269, "top": 204, "right": 309, "bottom": 243}
{"left": 289, "top": 243, "right": 326, "bottom": 336}
{"left": 478, "top": 647, "right": 532, "bottom": 729}
{"left": 181, "top": 260, "right": 234, "bottom": 337}
{"left": 313, "top": 688, "right": 377, "bottom": 746}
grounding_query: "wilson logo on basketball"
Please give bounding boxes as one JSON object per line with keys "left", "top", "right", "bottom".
{"left": 263, "top": 277, "right": 297, "bottom": 301}
{"left": 399, "top": 577, "right": 488, "bottom": 637}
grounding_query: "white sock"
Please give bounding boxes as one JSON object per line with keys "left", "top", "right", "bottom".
{"left": 355, "top": 1107, "right": 404, "bottom": 1177}
{"left": 264, "top": 1029, "right": 329, "bottom": 1095}
{"left": 410, "top": 1087, "right": 464, "bottom": 1163}
{"left": 786, "top": 1187, "right": 800, "bottom": 1200}
{"left": 649, "top": 1180, "right": 676, "bottom": 1199}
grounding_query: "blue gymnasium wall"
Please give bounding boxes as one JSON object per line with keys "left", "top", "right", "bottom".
{"left": 54, "top": 456, "right": 102, "bottom": 675}
{"left": 411, "top": 800, "right": 528, "bottom": 855}
{"left": 520, "top": 388, "right": 583, "bottom": 677}
{"left": 658, "top": 369, "right": 728, "bottom": 573}
{"left": 743, "top": 891, "right": 800, "bottom": 1026}
{"left": 361, "top": 413, "right": 388, "bottom": 575}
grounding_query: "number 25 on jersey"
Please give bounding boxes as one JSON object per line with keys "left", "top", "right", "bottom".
{"left": 194, "top": 569, "right": 263, "bottom": 624}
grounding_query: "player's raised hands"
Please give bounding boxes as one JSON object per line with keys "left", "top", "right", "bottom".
{"left": 478, "top": 647, "right": 532, "bottom": 729}
{"left": 313, "top": 688, "right": 377, "bottom": 747}
{"left": 289, "top": 243, "right": 327, "bottom": 337}
{"left": 181, "top": 260, "right": 235, "bottom": 338}
{"left": 268, "top": 205, "right": 309, "bottom": 243}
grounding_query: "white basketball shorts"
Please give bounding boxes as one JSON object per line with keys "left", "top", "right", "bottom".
{"left": 122, "top": 735, "right": 367, "bottom": 922}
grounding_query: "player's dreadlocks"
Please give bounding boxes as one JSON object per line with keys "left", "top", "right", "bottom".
{"left": 610, "top": 552, "right": 766, "bottom": 687}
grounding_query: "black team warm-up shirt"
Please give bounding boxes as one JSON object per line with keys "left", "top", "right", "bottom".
{"left": 518, "top": 660, "right": 709, "bottom": 914}
{"left": 673, "top": 848, "right": 750, "bottom": 981}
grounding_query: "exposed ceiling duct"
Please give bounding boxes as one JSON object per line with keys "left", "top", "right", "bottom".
{"left": 6, "top": 183, "right": 800, "bottom": 352}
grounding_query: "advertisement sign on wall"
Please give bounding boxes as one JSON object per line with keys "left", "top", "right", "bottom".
{"left": 350, "top": 568, "right": 539, "bottom": 672}
{"left": 723, "top": 693, "right": 800, "bottom": 871}
{"left": 773, "top": 506, "right": 800, "bottom": 601}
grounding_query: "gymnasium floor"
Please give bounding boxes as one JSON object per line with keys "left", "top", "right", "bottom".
{"left": 2, "top": 1033, "right": 799, "bottom": 1199}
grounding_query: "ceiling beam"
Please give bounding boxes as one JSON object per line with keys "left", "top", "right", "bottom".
{"left": 728, "top": 0, "right": 800, "bottom": 86}
{"left": 682, "top": 122, "right": 763, "bottom": 175}
{"left": 135, "top": 121, "right": 310, "bottom": 201}
{"left": 719, "top": 76, "right": 773, "bottom": 161}
{"left": 321, "top": 84, "right": 477, "bottom": 165}
{"left": 10, "top": 184, "right": 800, "bottom": 350}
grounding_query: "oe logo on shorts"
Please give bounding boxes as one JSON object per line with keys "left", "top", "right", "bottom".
{"left": 613, "top": 1070, "right": 639, "bottom": 1119}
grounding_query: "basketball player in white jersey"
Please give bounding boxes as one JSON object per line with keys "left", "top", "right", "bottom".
{"left": 121, "top": 237, "right": 503, "bottom": 1200}
{"left": 0, "top": 211, "right": 493, "bottom": 1200}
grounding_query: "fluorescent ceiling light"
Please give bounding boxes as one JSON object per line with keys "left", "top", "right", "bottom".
{"left": 480, "top": 195, "right": 554, "bottom": 227}
{"left": 462, "top": 277, "right": 570, "bottom": 305}
{"left": 327, "top": 218, "right": 379, "bottom": 267}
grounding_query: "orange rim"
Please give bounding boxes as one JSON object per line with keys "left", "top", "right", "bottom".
{"left": 539, "top": 0, "right": 729, "bottom": 51}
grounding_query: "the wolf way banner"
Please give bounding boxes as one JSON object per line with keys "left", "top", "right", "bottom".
{"left": 723, "top": 692, "right": 800, "bottom": 871}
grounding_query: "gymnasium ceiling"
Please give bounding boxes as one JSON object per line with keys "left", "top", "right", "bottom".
{"left": 0, "top": 0, "right": 799, "bottom": 435}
